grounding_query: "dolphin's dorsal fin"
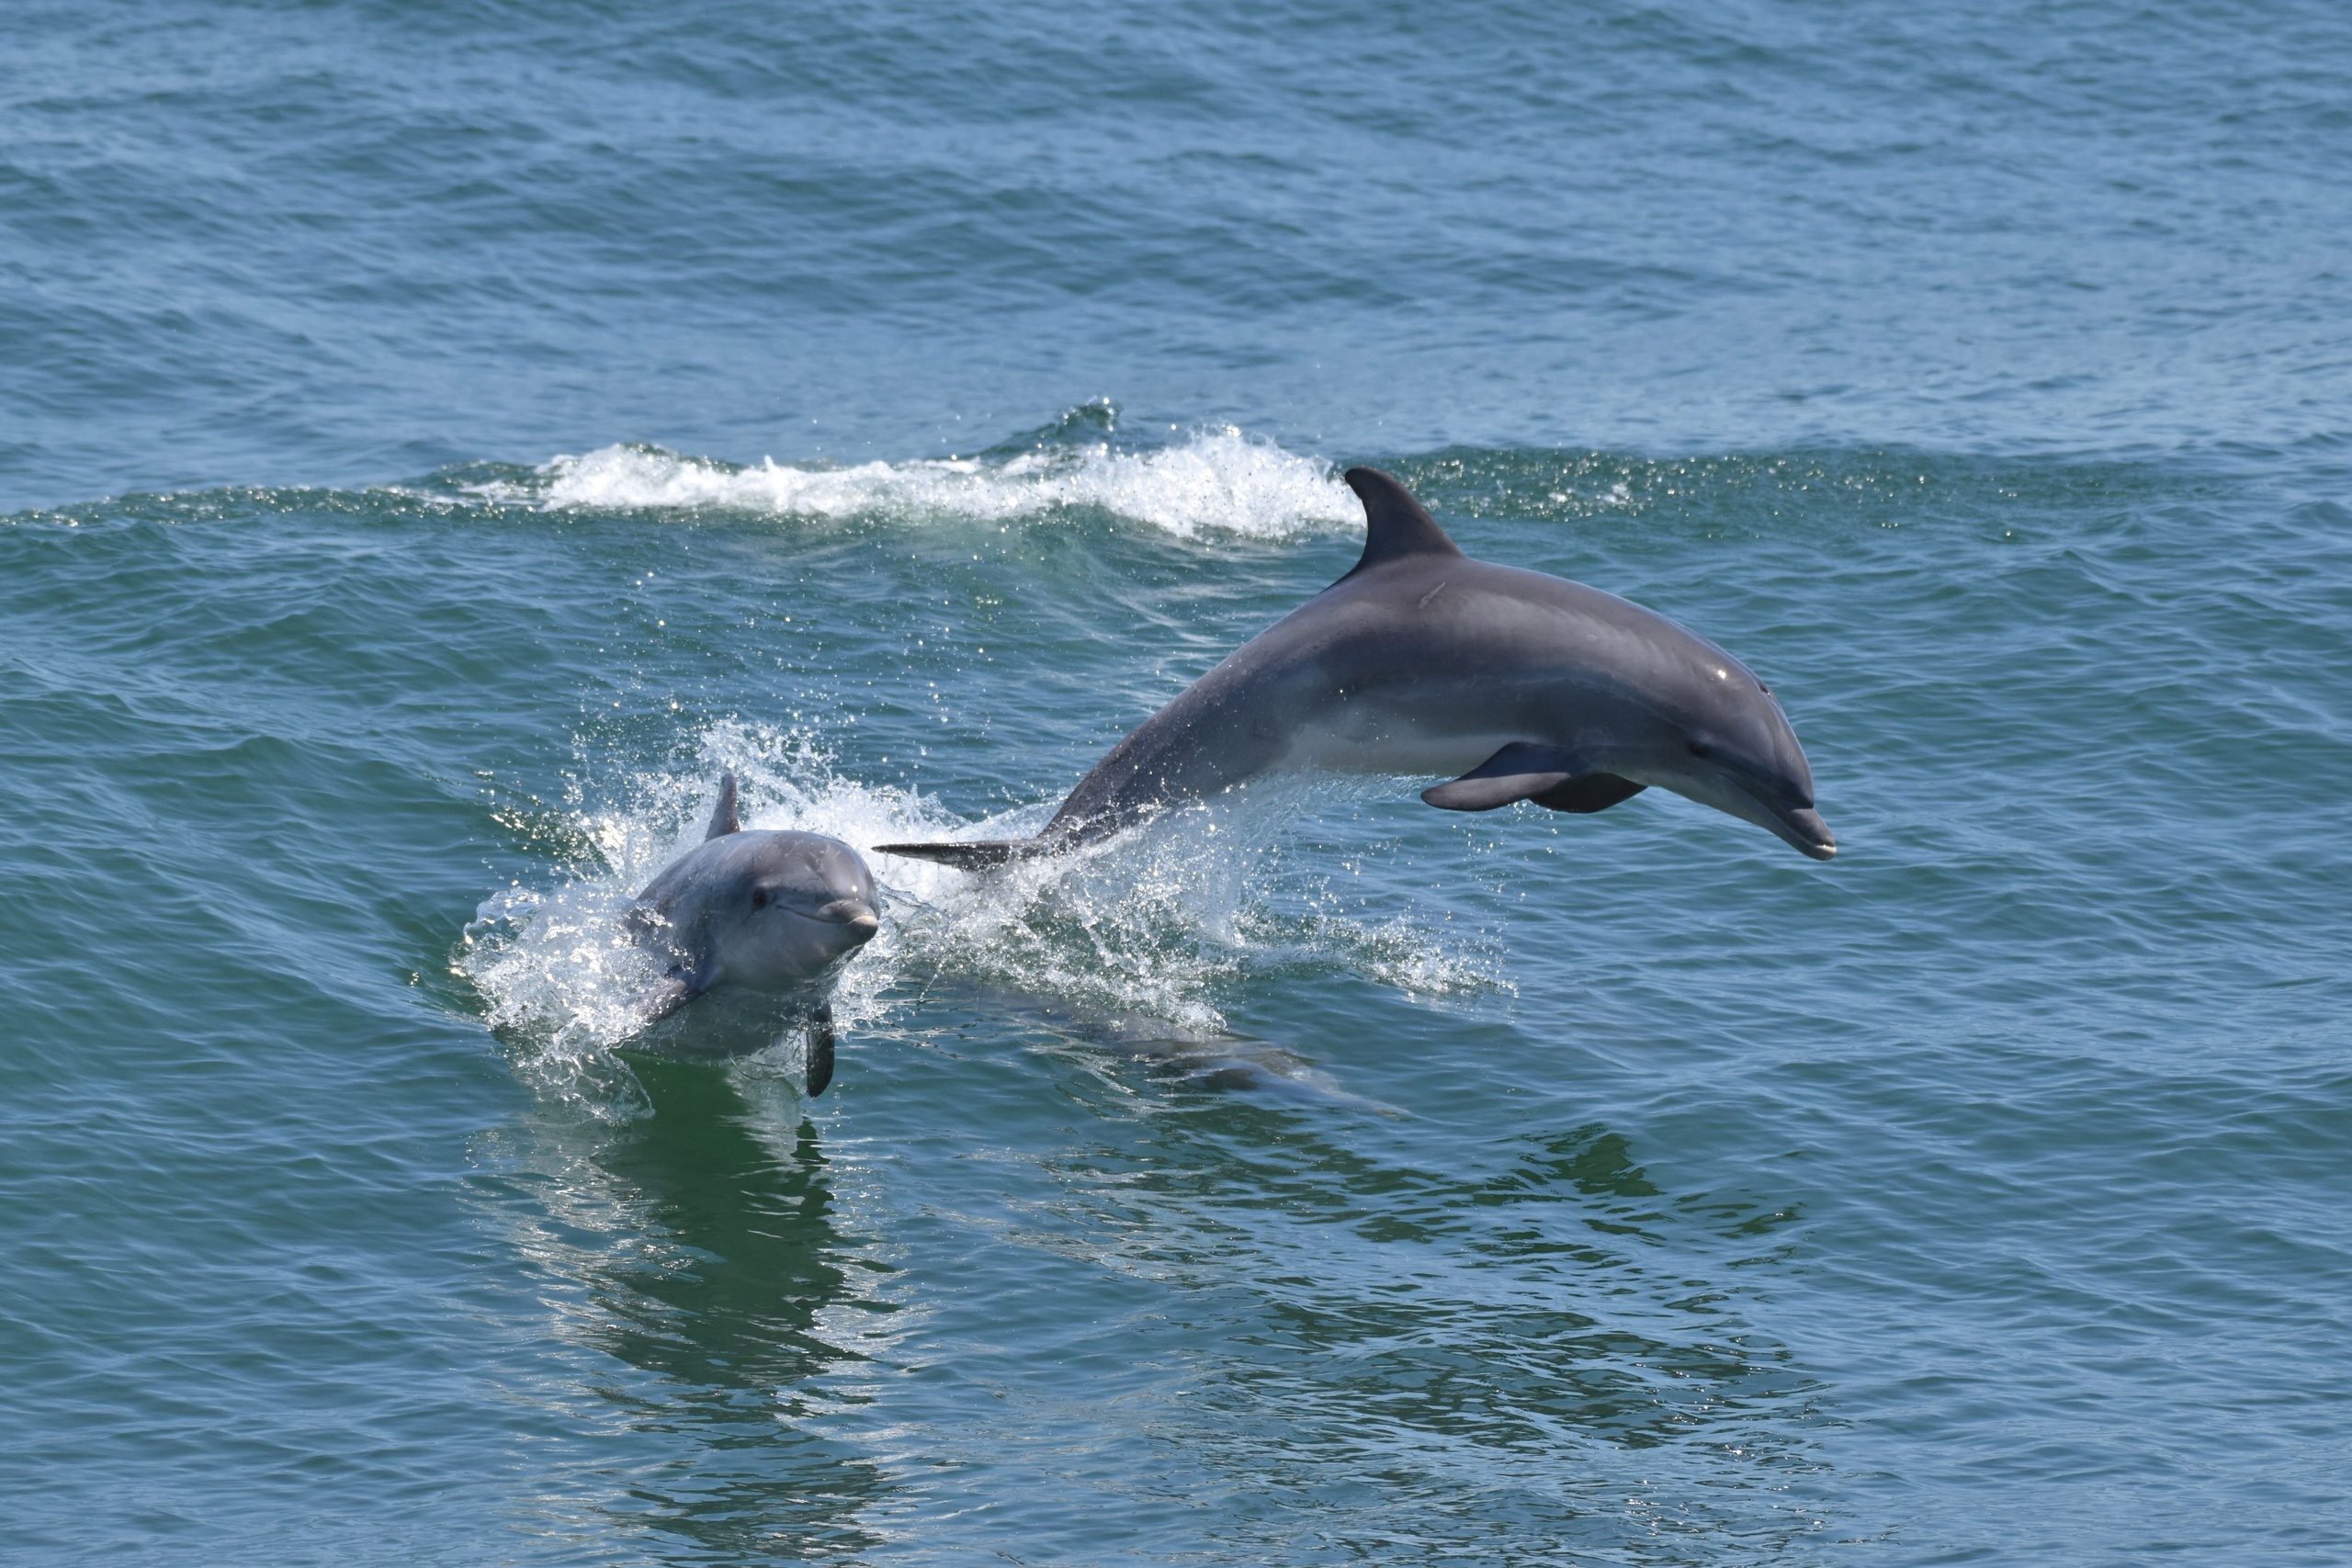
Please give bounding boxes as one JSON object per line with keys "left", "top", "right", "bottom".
{"left": 705, "top": 773, "right": 743, "bottom": 840}
{"left": 1340, "top": 468, "right": 1464, "bottom": 581}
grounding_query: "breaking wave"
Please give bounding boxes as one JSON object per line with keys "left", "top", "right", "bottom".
{"left": 467, "top": 413, "right": 1363, "bottom": 542}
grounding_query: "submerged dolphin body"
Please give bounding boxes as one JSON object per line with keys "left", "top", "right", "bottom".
{"left": 626, "top": 774, "right": 881, "bottom": 1095}
{"left": 878, "top": 468, "right": 1833, "bottom": 868}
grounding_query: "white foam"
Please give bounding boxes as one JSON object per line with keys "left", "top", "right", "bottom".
{"left": 456, "top": 723, "right": 1491, "bottom": 1113}
{"left": 473, "top": 425, "right": 1363, "bottom": 542}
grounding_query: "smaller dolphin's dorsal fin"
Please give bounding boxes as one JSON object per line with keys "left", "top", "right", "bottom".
{"left": 705, "top": 773, "right": 743, "bottom": 840}
{"left": 1340, "top": 468, "right": 1464, "bottom": 581}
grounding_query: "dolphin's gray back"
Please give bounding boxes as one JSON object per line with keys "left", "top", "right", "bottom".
{"left": 1037, "top": 557, "right": 1723, "bottom": 842}
{"left": 635, "top": 829, "right": 756, "bottom": 912}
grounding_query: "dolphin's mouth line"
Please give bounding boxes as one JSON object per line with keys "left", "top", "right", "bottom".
{"left": 785, "top": 903, "right": 881, "bottom": 930}
{"left": 1728, "top": 777, "right": 1837, "bottom": 859}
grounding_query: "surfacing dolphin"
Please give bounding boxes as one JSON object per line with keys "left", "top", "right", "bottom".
{"left": 625, "top": 773, "right": 881, "bottom": 1096}
{"left": 877, "top": 468, "right": 1834, "bottom": 868}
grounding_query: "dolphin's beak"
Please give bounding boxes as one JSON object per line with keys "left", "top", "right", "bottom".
{"left": 808, "top": 898, "right": 882, "bottom": 942}
{"left": 1714, "top": 776, "right": 1838, "bottom": 861}
{"left": 1774, "top": 807, "right": 1838, "bottom": 861}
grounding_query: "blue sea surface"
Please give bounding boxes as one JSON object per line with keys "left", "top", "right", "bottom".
{"left": 4, "top": 3, "right": 2350, "bottom": 1563}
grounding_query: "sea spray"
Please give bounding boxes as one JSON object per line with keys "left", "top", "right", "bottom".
{"left": 457, "top": 720, "right": 1493, "bottom": 1112}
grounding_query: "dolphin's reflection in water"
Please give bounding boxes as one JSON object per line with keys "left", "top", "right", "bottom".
{"left": 901, "top": 977, "right": 1406, "bottom": 1114}
{"left": 484, "top": 1003, "right": 1825, "bottom": 1562}
{"left": 1001, "top": 1092, "right": 1835, "bottom": 1560}
{"left": 496, "top": 1055, "right": 894, "bottom": 1562}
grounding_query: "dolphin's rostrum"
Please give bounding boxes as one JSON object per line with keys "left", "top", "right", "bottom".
{"left": 877, "top": 468, "right": 1834, "bottom": 868}
{"left": 625, "top": 773, "right": 881, "bottom": 1095}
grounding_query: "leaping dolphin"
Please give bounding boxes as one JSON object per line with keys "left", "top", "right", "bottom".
{"left": 626, "top": 773, "right": 882, "bottom": 1095}
{"left": 876, "top": 468, "right": 1834, "bottom": 869}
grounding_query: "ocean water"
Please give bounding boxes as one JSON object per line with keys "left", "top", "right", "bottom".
{"left": 5, "top": 3, "right": 2350, "bottom": 1564}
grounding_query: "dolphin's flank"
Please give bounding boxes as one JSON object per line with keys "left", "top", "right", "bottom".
{"left": 877, "top": 468, "right": 1833, "bottom": 868}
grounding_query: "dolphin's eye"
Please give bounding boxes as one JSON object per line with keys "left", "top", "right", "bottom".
{"left": 1687, "top": 741, "right": 1713, "bottom": 759}
{"left": 751, "top": 890, "right": 769, "bottom": 909}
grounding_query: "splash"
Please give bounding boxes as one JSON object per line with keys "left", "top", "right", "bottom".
{"left": 468, "top": 418, "right": 1363, "bottom": 542}
{"left": 456, "top": 723, "right": 1491, "bottom": 1113}
{"left": 457, "top": 724, "right": 964, "bottom": 1111}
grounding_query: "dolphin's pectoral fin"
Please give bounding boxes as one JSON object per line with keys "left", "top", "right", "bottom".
{"left": 1529, "top": 773, "right": 1646, "bottom": 814}
{"left": 805, "top": 1005, "right": 836, "bottom": 1099}
{"left": 1421, "top": 743, "right": 1584, "bottom": 812}
{"left": 705, "top": 773, "right": 743, "bottom": 840}
{"left": 645, "top": 976, "right": 695, "bottom": 1021}
{"left": 1421, "top": 748, "right": 1648, "bottom": 815}
{"left": 1423, "top": 771, "right": 1573, "bottom": 811}
{"left": 645, "top": 957, "right": 719, "bottom": 1021}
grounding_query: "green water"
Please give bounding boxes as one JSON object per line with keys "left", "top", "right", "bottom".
{"left": 7, "top": 0, "right": 2352, "bottom": 1560}
{"left": 7, "top": 444, "right": 2349, "bottom": 1562}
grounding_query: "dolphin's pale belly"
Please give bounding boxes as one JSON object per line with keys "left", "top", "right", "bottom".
{"left": 1275, "top": 708, "right": 1520, "bottom": 782}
